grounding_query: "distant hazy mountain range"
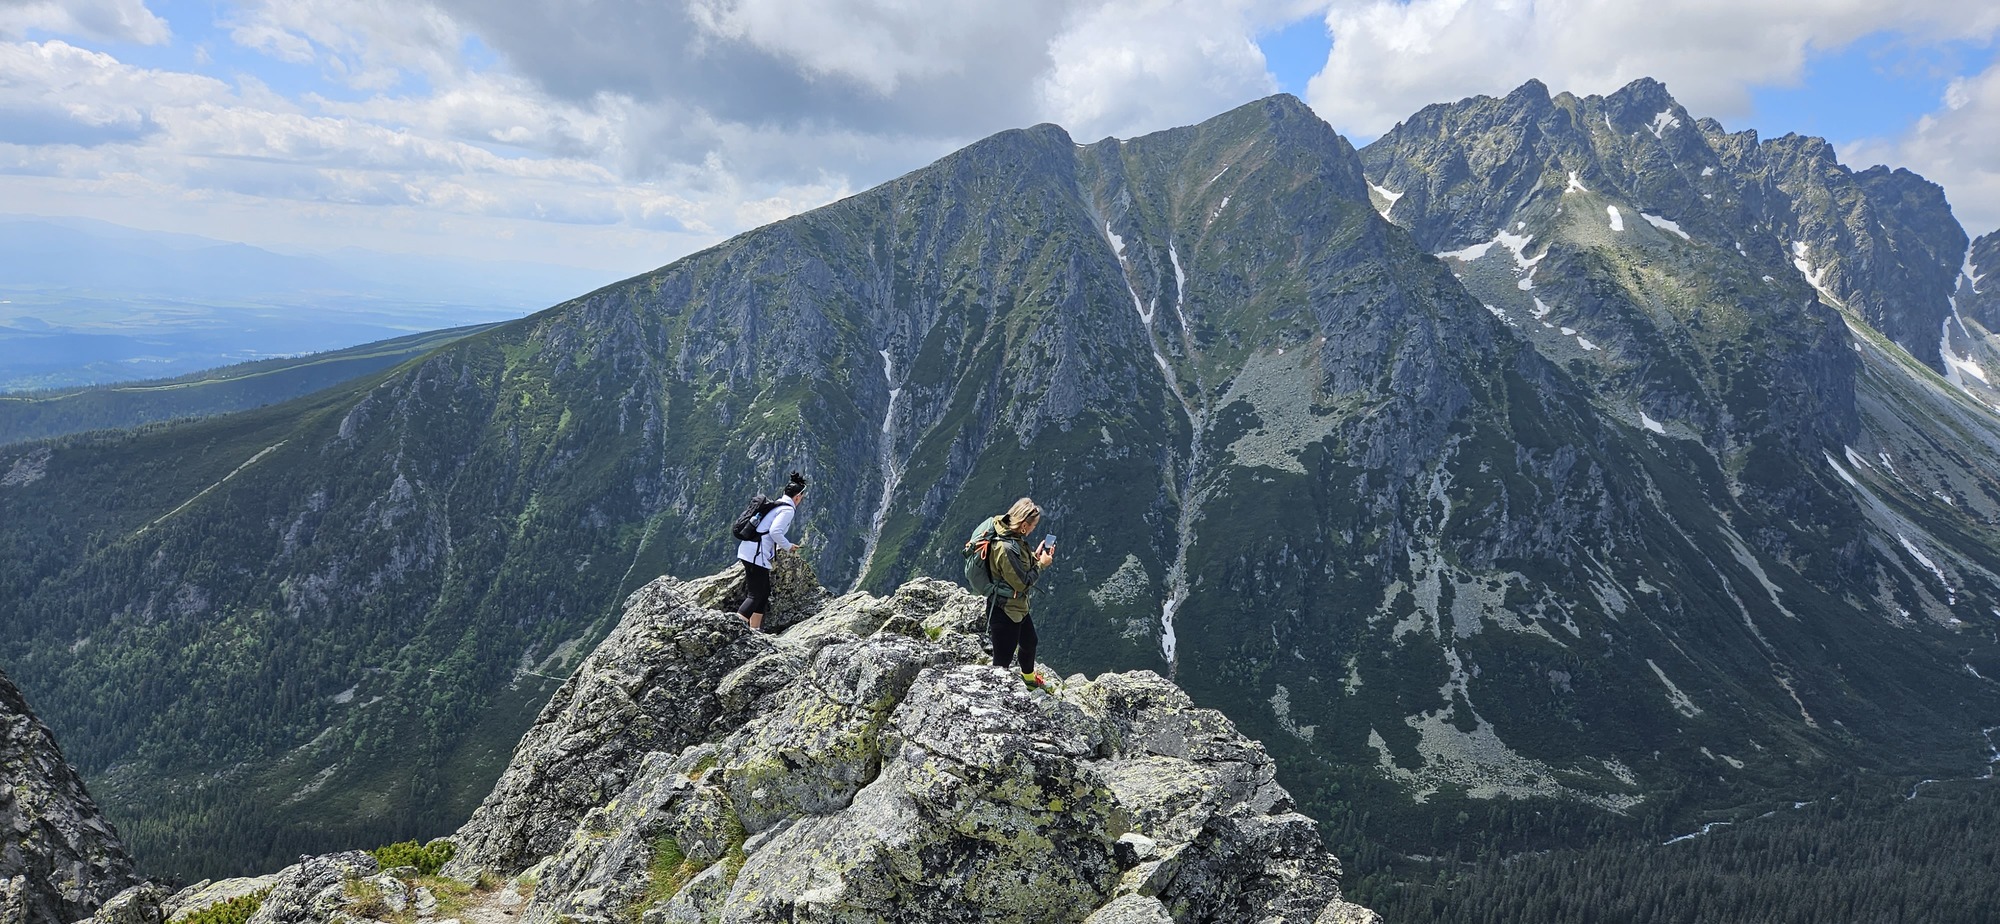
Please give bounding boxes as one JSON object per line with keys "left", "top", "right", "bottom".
{"left": 0, "top": 325, "right": 498, "bottom": 447}
{"left": 4, "top": 80, "right": 1999, "bottom": 904}
{"left": 0, "top": 216, "right": 615, "bottom": 390}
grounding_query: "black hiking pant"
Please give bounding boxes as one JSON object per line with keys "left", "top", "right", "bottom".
{"left": 987, "top": 596, "right": 1037, "bottom": 673}
{"left": 738, "top": 560, "right": 772, "bottom": 618}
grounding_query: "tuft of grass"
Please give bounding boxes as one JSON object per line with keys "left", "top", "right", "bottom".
{"left": 721, "top": 813, "right": 749, "bottom": 883}
{"left": 640, "top": 834, "right": 710, "bottom": 916}
{"left": 342, "top": 879, "right": 390, "bottom": 919}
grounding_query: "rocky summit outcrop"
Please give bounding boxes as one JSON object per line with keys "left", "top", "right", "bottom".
{"left": 0, "top": 666, "right": 142, "bottom": 924}
{"left": 260, "top": 556, "right": 1375, "bottom": 924}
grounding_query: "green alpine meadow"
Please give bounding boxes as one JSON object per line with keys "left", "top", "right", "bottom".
{"left": 4, "top": 80, "right": 1999, "bottom": 914}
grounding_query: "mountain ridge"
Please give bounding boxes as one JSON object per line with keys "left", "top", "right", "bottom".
{"left": 2, "top": 84, "right": 1998, "bottom": 886}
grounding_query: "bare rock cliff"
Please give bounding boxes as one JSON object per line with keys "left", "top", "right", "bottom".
{"left": 0, "top": 667, "right": 141, "bottom": 924}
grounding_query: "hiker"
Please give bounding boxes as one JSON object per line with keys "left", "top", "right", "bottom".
{"left": 737, "top": 471, "right": 807, "bottom": 632}
{"left": 987, "top": 496, "right": 1055, "bottom": 688}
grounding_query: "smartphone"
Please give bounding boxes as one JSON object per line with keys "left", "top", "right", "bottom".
{"left": 1042, "top": 536, "right": 1056, "bottom": 551}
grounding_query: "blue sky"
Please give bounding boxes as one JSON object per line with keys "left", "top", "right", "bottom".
{"left": 0, "top": 1, "right": 1995, "bottom": 280}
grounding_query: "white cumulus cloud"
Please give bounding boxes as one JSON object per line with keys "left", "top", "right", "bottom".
{"left": 0, "top": 0, "right": 169, "bottom": 44}
{"left": 1306, "top": 0, "right": 2000, "bottom": 139}
{"left": 1844, "top": 61, "right": 2000, "bottom": 236}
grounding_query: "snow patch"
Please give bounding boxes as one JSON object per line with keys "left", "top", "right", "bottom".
{"left": 1701, "top": 166, "right": 1716, "bottom": 177}
{"left": 1942, "top": 317, "right": 1989, "bottom": 387}
{"left": 1642, "top": 212, "right": 1691, "bottom": 240}
{"left": 1647, "top": 109, "right": 1680, "bottom": 138}
{"left": 1897, "top": 533, "right": 1956, "bottom": 605}
{"left": 1531, "top": 298, "right": 1553, "bottom": 320}
{"left": 1791, "top": 240, "right": 1838, "bottom": 303}
{"left": 1640, "top": 412, "right": 1666, "bottom": 434}
{"left": 1565, "top": 171, "right": 1588, "bottom": 193}
{"left": 1576, "top": 336, "right": 1598, "bottom": 351}
{"left": 1560, "top": 327, "right": 1577, "bottom": 336}
{"left": 1442, "top": 230, "right": 1543, "bottom": 274}
{"left": 1437, "top": 239, "right": 1497, "bottom": 262}
{"left": 332, "top": 685, "right": 358, "bottom": 704}
{"left": 1369, "top": 182, "right": 1402, "bottom": 218}
{"left": 1493, "top": 230, "right": 1541, "bottom": 271}
{"left": 1210, "top": 165, "right": 1230, "bottom": 184}
{"left": 1606, "top": 206, "right": 1624, "bottom": 232}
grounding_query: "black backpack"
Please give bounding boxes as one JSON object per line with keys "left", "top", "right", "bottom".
{"left": 731, "top": 495, "right": 783, "bottom": 542}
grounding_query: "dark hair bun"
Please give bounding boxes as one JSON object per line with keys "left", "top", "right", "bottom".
{"left": 788, "top": 471, "right": 807, "bottom": 486}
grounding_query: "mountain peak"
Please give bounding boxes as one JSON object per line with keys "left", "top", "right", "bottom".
{"left": 1507, "top": 77, "right": 1553, "bottom": 105}
{"left": 1607, "top": 75, "right": 1675, "bottom": 107}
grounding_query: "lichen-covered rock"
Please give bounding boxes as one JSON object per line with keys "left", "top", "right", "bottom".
{"left": 82, "top": 883, "right": 171, "bottom": 924}
{"left": 215, "top": 566, "right": 1371, "bottom": 923}
{"left": 0, "top": 666, "right": 142, "bottom": 924}
{"left": 445, "top": 565, "right": 1370, "bottom": 923}
{"left": 1084, "top": 895, "right": 1176, "bottom": 924}
{"left": 444, "top": 575, "right": 776, "bottom": 876}
{"left": 681, "top": 549, "right": 828, "bottom": 633}
{"left": 165, "top": 877, "right": 280, "bottom": 923}
{"left": 244, "top": 852, "right": 379, "bottom": 924}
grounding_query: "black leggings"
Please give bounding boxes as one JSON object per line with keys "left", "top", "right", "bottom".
{"left": 987, "top": 596, "right": 1037, "bottom": 673}
{"left": 738, "top": 561, "right": 772, "bottom": 617}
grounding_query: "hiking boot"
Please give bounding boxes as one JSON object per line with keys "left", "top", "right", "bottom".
{"left": 1021, "top": 671, "right": 1049, "bottom": 690}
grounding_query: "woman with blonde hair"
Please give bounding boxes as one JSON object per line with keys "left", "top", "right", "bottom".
{"left": 986, "top": 496, "right": 1055, "bottom": 688}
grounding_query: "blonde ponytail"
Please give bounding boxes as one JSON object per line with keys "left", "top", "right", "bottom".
{"left": 999, "top": 497, "right": 1041, "bottom": 530}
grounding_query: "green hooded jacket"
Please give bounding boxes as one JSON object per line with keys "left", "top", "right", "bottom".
{"left": 988, "top": 523, "right": 1039, "bottom": 623}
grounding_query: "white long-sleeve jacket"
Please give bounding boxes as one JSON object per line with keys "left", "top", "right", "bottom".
{"left": 736, "top": 497, "right": 797, "bottom": 568}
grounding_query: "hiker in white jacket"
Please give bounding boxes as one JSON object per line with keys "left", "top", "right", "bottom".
{"left": 737, "top": 471, "right": 807, "bottom": 631}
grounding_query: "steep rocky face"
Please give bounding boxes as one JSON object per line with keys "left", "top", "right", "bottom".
{"left": 1360, "top": 77, "right": 1862, "bottom": 465}
{"left": 1946, "top": 231, "right": 2000, "bottom": 409}
{"left": 1959, "top": 230, "right": 2000, "bottom": 331}
{"left": 1358, "top": 79, "right": 2000, "bottom": 641}
{"left": 1350, "top": 77, "right": 2000, "bottom": 827}
{"left": 0, "top": 667, "right": 141, "bottom": 924}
